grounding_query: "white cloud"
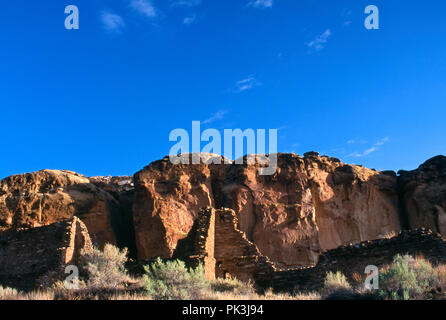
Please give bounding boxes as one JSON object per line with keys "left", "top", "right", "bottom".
{"left": 101, "top": 12, "right": 125, "bottom": 33}
{"left": 248, "top": 0, "right": 273, "bottom": 9}
{"left": 183, "top": 15, "right": 196, "bottom": 25}
{"left": 131, "top": 0, "right": 157, "bottom": 18}
{"left": 235, "top": 76, "right": 260, "bottom": 93}
{"left": 203, "top": 110, "right": 228, "bottom": 125}
{"left": 307, "top": 29, "right": 331, "bottom": 52}
{"left": 348, "top": 137, "right": 390, "bottom": 157}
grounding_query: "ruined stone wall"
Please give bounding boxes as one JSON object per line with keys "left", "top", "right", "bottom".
{"left": 174, "top": 207, "right": 216, "bottom": 279}
{"left": 270, "top": 229, "right": 446, "bottom": 292}
{"left": 214, "top": 208, "right": 275, "bottom": 285}
{"left": 0, "top": 217, "right": 92, "bottom": 290}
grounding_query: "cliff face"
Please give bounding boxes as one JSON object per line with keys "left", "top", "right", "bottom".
{"left": 1, "top": 153, "right": 444, "bottom": 269}
{"left": 0, "top": 170, "right": 135, "bottom": 251}
{"left": 399, "top": 156, "right": 446, "bottom": 235}
{"left": 304, "top": 153, "right": 401, "bottom": 253}
{"left": 133, "top": 152, "right": 402, "bottom": 266}
{"left": 132, "top": 155, "right": 230, "bottom": 259}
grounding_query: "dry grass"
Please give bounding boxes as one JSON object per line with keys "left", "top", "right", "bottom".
{"left": 205, "top": 277, "right": 320, "bottom": 300}
{"left": 0, "top": 287, "right": 54, "bottom": 300}
{"left": 381, "top": 230, "right": 400, "bottom": 239}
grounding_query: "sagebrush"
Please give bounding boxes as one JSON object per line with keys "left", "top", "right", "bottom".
{"left": 141, "top": 258, "right": 209, "bottom": 300}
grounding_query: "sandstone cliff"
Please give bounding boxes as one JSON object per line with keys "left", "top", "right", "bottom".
{"left": 0, "top": 170, "right": 135, "bottom": 252}
{"left": 133, "top": 152, "right": 402, "bottom": 267}
{"left": 1, "top": 153, "right": 444, "bottom": 270}
{"left": 399, "top": 156, "right": 446, "bottom": 235}
{"left": 132, "top": 154, "right": 230, "bottom": 259}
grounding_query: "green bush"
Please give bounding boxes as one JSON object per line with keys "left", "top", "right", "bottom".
{"left": 378, "top": 254, "right": 437, "bottom": 300}
{"left": 141, "top": 258, "right": 209, "bottom": 300}
{"left": 80, "top": 243, "right": 130, "bottom": 290}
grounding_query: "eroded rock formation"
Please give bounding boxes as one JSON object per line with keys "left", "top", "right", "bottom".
{"left": 132, "top": 154, "right": 230, "bottom": 259}
{"left": 0, "top": 170, "right": 135, "bottom": 251}
{"left": 399, "top": 156, "right": 446, "bottom": 235}
{"left": 133, "top": 152, "right": 402, "bottom": 267}
{"left": 0, "top": 152, "right": 445, "bottom": 273}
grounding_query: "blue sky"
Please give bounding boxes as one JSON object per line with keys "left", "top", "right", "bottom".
{"left": 0, "top": 0, "right": 445, "bottom": 178}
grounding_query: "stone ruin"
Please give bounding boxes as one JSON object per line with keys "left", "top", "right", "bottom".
{"left": 2, "top": 207, "right": 446, "bottom": 293}
{"left": 175, "top": 207, "right": 446, "bottom": 292}
{"left": 174, "top": 207, "right": 275, "bottom": 285}
{"left": 0, "top": 217, "right": 92, "bottom": 290}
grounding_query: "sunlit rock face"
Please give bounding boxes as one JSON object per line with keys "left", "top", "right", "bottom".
{"left": 0, "top": 169, "right": 133, "bottom": 250}
{"left": 133, "top": 153, "right": 401, "bottom": 267}
{"left": 399, "top": 156, "right": 446, "bottom": 236}
{"left": 132, "top": 154, "right": 231, "bottom": 260}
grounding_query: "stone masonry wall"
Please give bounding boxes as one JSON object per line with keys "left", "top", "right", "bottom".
{"left": 214, "top": 208, "right": 275, "bottom": 285}
{"left": 0, "top": 217, "right": 93, "bottom": 290}
{"left": 270, "top": 229, "right": 446, "bottom": 292}
{"left": 174, "top": 207, "right": 216, "bottom": 279}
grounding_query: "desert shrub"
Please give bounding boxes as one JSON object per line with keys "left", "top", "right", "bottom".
{"left": 322, "top": 271, "right": 359, "bottom": 299}
{"left": 378, "top": 254, "right": 437, "bottom": 300}
{"left": 79, "top": 243, "right": 130, "bottom": 290}
{"left": 141, "top": 258, "right": 209, "bottom": 300}
{"left": 322, "top": 271, "right": 352, "bottom": 298}
{"left": 210, "top": 277, "right": 255, "bottom": 295}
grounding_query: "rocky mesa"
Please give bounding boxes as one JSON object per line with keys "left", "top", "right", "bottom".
{"left": 133, "top": 152, "right": 402, "bottom": 267}
{"left": 0, "top": 153, "right": 445, "bottom": 271}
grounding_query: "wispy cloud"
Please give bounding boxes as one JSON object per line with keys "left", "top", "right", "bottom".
{"left": 347, "top": 139, "right": 368, "bottom": 145}
{"left": 307, "top": 29, "right": 331, "bottom": 52}
{"left": 183, "top": 15, "right": 196, "bottom": 25}
{"left": 203, "top": 110, "right": 228, "bottom": 125}
{"left": 101, "top": 12, "right": 125, "bottom": 33}
{"left": 348, "top": 137, "right": 390, "bottom": 157}
{"left": 341, "top": 8, "right": 352, "bottom": 27}
{"left": 375, "top": 136, "right": 390, "bottom": 146}
{"left": 235, "top": 76, "right": 260, "bottom": 93}
{"left": 172, "top": 0, "right": 201, "bottom": 7}
{"left": 248, "top": 0, "right": 273, "bottom": 9}
{"left": 131, "top": 0, "right": 157, "bottom": 18}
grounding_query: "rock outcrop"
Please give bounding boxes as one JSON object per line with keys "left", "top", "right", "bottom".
{"left": 0, "top": 170, "right": 135, "bottom": 252}
{"left": 1, "top": 152, "right": 445, "bottom": 272}
{"left": 399, "top": 156, "right": 446, "bottom": 235}
{"left": 133, "top": 153, "right": 402, "bottom": 267}
{"left": 133, "top": 154, "right": 230, "bottom": 260}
